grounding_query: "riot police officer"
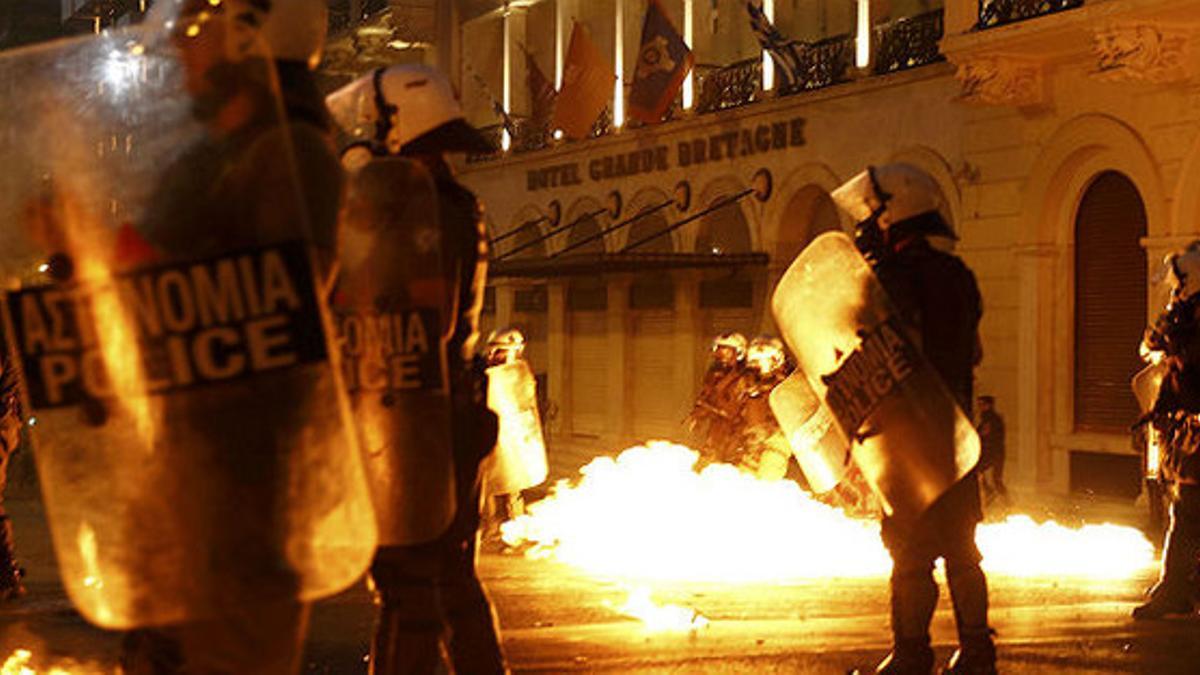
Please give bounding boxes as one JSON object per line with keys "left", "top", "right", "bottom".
{"left": 116, "top": 1, "right": 354, "bottom": 673}
{"left": 327, "top": 64, "right": 506, "bottom": 674}
{"left": 1133, "top": 241, "right": 1200, "bottom": 619}
{"left": 832, "top": 163, "right": 993, "bottom": 674}
{"left": 687, "top": 332, "right": 749, "bottom": 465}
{"left": 737, "top": 336, "right": 792, "bottom": 480}
{"left": 481, "top": 328, "right": 548, "bottom": 535}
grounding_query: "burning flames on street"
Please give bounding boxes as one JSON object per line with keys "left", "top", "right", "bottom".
{"left": 502, "top": 442, "right": 1157, "bottom": 586}
{"left": 0, "top": 649, "right": 103, "bottom": 675}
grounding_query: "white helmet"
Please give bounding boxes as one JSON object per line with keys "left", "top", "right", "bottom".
{"left": 1166, "top": 241, "right": 1200, "bottom": 301}
{"left": 486, "top": 328, "right": 527, "bottom": 364}
{"left": 746, "top": 336, "right": 786, "bottom": 376}
{"left": 326, "top": 63, "right": 493, "bottom": 157}
{"left": 832, "top": 163, "right": 952, "bottom": 237}
{"left": 145, "top": 0, "right": 329, "bottom": 70}
{"left": 711, "top": 332, "right": 748, "bottom": 361}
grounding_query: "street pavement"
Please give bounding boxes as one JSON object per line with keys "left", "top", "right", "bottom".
{"left": 2, "top": 495, "right": 1199, "bottom": 674}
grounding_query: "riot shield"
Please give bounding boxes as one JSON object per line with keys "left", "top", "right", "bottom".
{"left": 768, "top": 371, "right": 850, "bottom": 494}
{"left": 1132, "top": 362, "right": 1166, "bottom": 414}
{"left": 334, "top": 157, "right": 456, "bottom": 547}
{"left": 1132, "top": 362, "right": 1167, "bottom": 478}
{"left": 771, "top": 232, "right": 980, "bottom": 520}
{"left": 0, "top": 24, "right": 375, "bottom": 629}
{"left": 484, "top": 360, "right": 549, "bottom": 495}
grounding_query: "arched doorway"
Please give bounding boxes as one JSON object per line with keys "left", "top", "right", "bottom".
{"left": 1073, "top": 171, "right": 1147, "bottom": 434}
{"left": 695, "top": 195, "right": 757, "bottom": 384}
{"left": 564, "top": 200, "right": 610, "bottom": 441}
{"left": 626, "top": 194, "right": 679, "bottom": 440}
{"left": 775, "top": 184, "right": 842, "bottom": 270}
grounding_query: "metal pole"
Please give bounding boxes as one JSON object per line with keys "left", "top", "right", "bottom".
{"left": 621, "top": 189, "right": 754, "bottom": 253}
{"left": 491, "top": 214, "right": 550, "bottom": 246}
{"left": 549, "top": 199, "right": 676, "bottom": 259}
{"left": 495, "top": 207, "right": 608, "bottom": 262}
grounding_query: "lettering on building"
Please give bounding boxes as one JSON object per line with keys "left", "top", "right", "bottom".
{"left": 7, "top": 241, "right": 328, "bottom": 409}
{"left": 525, "top": 116, "right": 806, "bottom": 191}
{"left": 823, "top": 320, "right": 918, "bottom": 438}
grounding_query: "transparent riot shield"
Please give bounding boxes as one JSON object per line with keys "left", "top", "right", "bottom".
{"left": 334, "top": 157, "right": 456, "bottom": 547}
{"left": 771, "top": 233, "right": 980, "bottom": 520}
{"left": 0, "top": 24, "right": 375, "bottom": 629}
{"left": 1132, "top": 362, "right": 1166, "bottom": 414}
{"left": 1132, "top": 362, "right": 1167, "bottom": 478}
{"left": 484, "top": 360, "right": 549, "bottom": 495}
{"left": 768, "top": 371, "right": 850, "bottom": 494}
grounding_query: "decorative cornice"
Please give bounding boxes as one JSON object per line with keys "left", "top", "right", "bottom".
{"left": 954, "top": 57, "right": 1046, "bottom": 107}
{"left": 1092, "top": 23, "right": 1194, "bottom": 84}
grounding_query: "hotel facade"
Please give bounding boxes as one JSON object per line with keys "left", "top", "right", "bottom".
{"left": 326, "top": 0, "right": 1200, "bottom": 503}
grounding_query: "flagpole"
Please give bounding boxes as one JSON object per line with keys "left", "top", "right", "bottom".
{"left": 613, "top": 0, "right": 625, "bottom": 129}
{"left": 762, "top": 0, "right": 775, "bottom": 92}
{"left": 555, "top": 0, "right": 566, "bottom": 90}
{"left": 502, "top": 7, "right": 513, "bottom": 151}
{"left": 682, "top": 0, "right": 694, "bottom": 110}
{"left": 856, "top": 0, "right": 871, "bottom": 69}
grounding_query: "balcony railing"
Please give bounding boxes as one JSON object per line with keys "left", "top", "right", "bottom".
{"left": 978, "top": 0, "right": 1084, "bottom": 29}
{"left": 785, "top": 34, "right": 854, "bottom": 93}
{"left": 467, "top": 10, "right": 947, "bottom": 163}
{"left": 873, "top": 9, "right": 945, "bottom": 75}
{"left": 695, "top": 58, "right": 763, "bottom": 114}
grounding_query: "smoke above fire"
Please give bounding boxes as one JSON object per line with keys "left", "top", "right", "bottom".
{"left": 502, "top": 442, "right": 1156, "bottom": 583}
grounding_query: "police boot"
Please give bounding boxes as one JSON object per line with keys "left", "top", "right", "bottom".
{"left": 0, "top": 515, "right": 25, "bottom": 601}
{"left": 943, "top": 628, "right": 996, "bottom": 675}
{"left": 875, "top": 638, "right": 934, "bottom": 675}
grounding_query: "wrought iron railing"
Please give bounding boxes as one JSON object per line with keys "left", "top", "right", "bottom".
{"left": 978, "top": 0, "right": 1083, "bottom": 29}
{"left": 873, "top": 9, "right": 945, "bottom": 75}
{"left": 695, "top": 58, "right": 762, "bottom": 114}
{"left": 785, "top": 34, "right": 854, "bottom": 93}
{"left": 468, "top": 11, "right": 946, "bottom": 161}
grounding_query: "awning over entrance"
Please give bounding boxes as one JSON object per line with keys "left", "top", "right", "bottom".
{"left": 490, "top": 251, "right": 769, "bottom": 278}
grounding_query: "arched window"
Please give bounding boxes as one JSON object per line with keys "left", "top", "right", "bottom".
{"left": 1074, "top": 171, "right": 1147, "bottom": 432}
{"left": 695, "top": 198, "right": 752, "bottom": 255}
{"left": 506, "top": 220, "right": 547, "bottom": 259}
{"left": 564, "top": 212, "right": 606, "bottom": 256}
{"left": 777, "top": 185, "right": 842, "bottom": 266}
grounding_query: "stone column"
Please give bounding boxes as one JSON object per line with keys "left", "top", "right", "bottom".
{"left": 434, "top": 0, "right": 461, "bottom": 90}
{"left": 1014, "top": 243, "right": 1058, "bottom": 493}
{"left": 943, "top": 0, "right": 978, "bottom": 37}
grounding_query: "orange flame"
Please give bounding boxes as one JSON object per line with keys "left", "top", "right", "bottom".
{"left": 502, "top": 442, "right": 1156, "bottom": 582}
{"left": 0, "top": 649, "right": 108, "bottom": 675}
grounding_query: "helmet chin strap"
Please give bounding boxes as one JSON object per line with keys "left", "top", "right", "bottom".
{"left": 370, "top": 67, "right": 398, "bottom": 156}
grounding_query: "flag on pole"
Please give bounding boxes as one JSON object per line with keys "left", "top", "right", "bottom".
{"left": 465, "top": 60, "right": 516, "bottom": 139}
{"left": 628, "top": 0, "right": 694, "bottom": 124}
{"left": 553, "top": 22, "right": 613, "bottom": 139}
{"left": 745, "top": 0, "right": 801, "bottom": 92}
{"left": 522, "top": 43, "right": 558, "bottom": 131}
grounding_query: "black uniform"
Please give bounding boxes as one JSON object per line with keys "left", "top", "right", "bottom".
{"left": 976, "top": 406, "right": 1007, "bottom": 500}
{"left": 367, "top": 158, "right": 506, "bottom": 675}
{"left": 1136, "top": 296, "right": 1200, "bottom": 617}
{"left": 870, "top": 222, "right": 991, "bottom": 671}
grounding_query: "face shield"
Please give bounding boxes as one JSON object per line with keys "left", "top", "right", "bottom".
{"left": 326, "top": 68, "right": 388, "bottom": 156}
